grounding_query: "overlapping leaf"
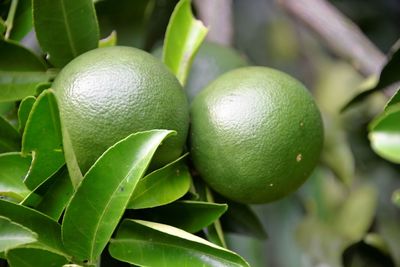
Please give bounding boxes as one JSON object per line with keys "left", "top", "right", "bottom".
{"left": 137, "top": 200, "right": 228, "bottom": 233}
{"left": 22, "top": 89, "right": 65, "bottom": 190}
{"left": 369, "top": 103, "right": 400, "bottom": 163}
{"left": 109, "top": 219, "right": 250, "bottom": 267}
{"left": 128, "top": 155, "right": 191, "bottom": 209}
{"left": 0, "top": 40, "right": 49, "bottom": 102}
{"left": 0, "top": 216, "right": 37, "bottom": 252}
{"left": 33, "top": 0, "right": 99, "bottom": 67}
{"left": 0, "top": 199, "right": 68, "bottom": 257}
{"left": 6, "top": 248, "right": 69, "bottom": 266}
{"left": 163, "top": 0, "right": 208, "bottom": 85}
{"left": 0, "top": 152, "right": 31, "bottom": 202}
{"left": 22, "top": 166, "right": 73, "bottom": 221}
{"left": 62, "top": 130, "right": 174, "bottom": 263}
{"left": 0, "top": 116, "right": 20, "bottom": 153}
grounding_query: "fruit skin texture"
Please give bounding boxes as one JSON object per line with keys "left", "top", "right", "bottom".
{"left": 53, "top": 46, "right": 189, "bottom": 173}
{"left": 185, "top": 42, "right": 248, "bottom": 103}
{"left": 190, "top": 67, "right": 323, "bottom": 204}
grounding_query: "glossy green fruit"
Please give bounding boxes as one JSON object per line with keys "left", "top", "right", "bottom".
{"left": 53, "top": 46, "right": 189, "bottom": 173}
{"left": 190, "top": 67, "right": 323, "bottom": 204}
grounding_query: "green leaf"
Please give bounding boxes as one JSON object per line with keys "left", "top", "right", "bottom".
{"left": 99, "top": 30, "right": 117, "bottom": 48}
{"left": 60, "top": 121, "right": 83, "bottom": 189}
{"left": 0, "top": 116, "right": 20, "bottom": 153}
{"left": 220, "top": 199, "right": 268, "bottom": 240}
{"left": 22, "top": 89, "right": 65, "bottom": 190}
{"left": 138, "top": 200, "right": 227, "bottom": 233}
{"left": 193, "top": 179, "right": 227, "bottom": 247}
{"left": 127, "top": 155, "right": 191, "bottom": 209}
{"left": 33, "top": 0, "right": 99, "bottom": 67}
{"left": 0, "top": 39, "right": 49, "bottom": 102}
{"left": 0, "top": 152, "right": 31, "bottom": 202}
{"left": 22, "top": 166, "right": 73, "bottom": 221}
{"left": 342, "top": 40, "right": 400, "bottom": 111}
{"left": 383, "top": 87, "right": 400, "bottom": 112}
{"left": 6, "top": 248, "right": 69, "bottom": 267}
{"left": 163, "top": 0, "right": 208, "bottom": 85}
{"left": 109, "top": 219, "right": 250, "bottom": 267}
{"left": 62, "top": 130, "right": 174, "bottom": 263}
{"left": 95, "top": 0, "right": 154, "bottom": 49}
{"left": 0, "top": 199, "right": 68, "bottom": 257}
{"left": 0, "top": 216, "right": 37, "bottom": 252}
{"left": 369, "top": 105, "right": 400, "bottom": 163}
{"left": 17, "top": 96, "right": 35, "bottom": 134}
{"left": 9, "top": 0, "right": 33, "bottom": 41}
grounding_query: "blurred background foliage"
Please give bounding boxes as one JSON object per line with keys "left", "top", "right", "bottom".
{"left": 1, "top": 0, "right": 399, "bottom": 266}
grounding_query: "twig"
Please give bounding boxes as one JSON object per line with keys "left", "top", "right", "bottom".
{"left": 193, "top": 0, "right": 233, "bottom": 46}
{"left": 278, "top": 0, "right": 386, "bottom": 77}
{"left": 5, "top": 0, "right": 19, "bottom": 39}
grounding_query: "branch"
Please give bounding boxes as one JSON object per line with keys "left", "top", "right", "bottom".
{"left": 278, "top": 0, "right": 386, "bottom": 77}
{"left": 193, "top": 0, "right": 233, "bottom": 46}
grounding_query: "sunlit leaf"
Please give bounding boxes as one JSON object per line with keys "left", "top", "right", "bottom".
{"left": 369, "top": 105, "right": 400, "bottom": 163}
{"left": 6, "top": 248, "right": 69, "bottom": 266}
{"left": 17, "top": 96, "right": 35, "bottom": 134}
{"left": 33, "top": 0, "right": 99, "bottom": 67}
{"left": 0, "top": 216, "right": 37, "bottom": 252}
{"left": 62, "top": 130, "right": 174, "bottom": 263}
{"left": 22, "top": 90, "right": 64, "bottom": 190}
{"left": 109, "top": 219, "right": 250, "bottom": 267}
{"left": 127, "top": 155, "right": 191, "bottom": 209}
{"left": 163, "top": 0, "right": 208, "bottom": 85}
{"left": 0, "top": 199, "right": 68, "bottom": 257}
{"left": 0, "top": 152, "right": 31, "bottom": 202}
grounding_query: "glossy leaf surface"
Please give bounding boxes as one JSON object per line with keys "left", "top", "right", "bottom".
{"left": 0, "top": 200, "right": 67, "bottom": 257}
{"left": 343, "top": 42, "right": 400, "bottom": 110}
{"left": 17, "top": 96, "right": 35, "bottom": 134}
{"left": 163, "top": 0, "right": 208, "bottom": 85}
{"left": 138, "top": 200, "right": 227, "bottom": 233}
{"left": 0, "top": 117, "right": 20, "bottom": 153}
{"left": 22, "top": 90, "right": 65, "bottom": 190}
{"left": 0, "top": 40, "right": 48, "bottom": 102}
{"left": 6, "top": 248, "right": 68, "bottom": 267}
{"left": 0, "top": 152, "right": 31, "bottom": 202}
{"left": 369, "top": 105, "right": 400, "bottom": 163}
{"left": 62, "top": 130, "right": 174, "bottom": 263}
{"left": 33, "top": 0, "right": 99, "bottom": 67}
{"left": 128, "top": 155, "right": 191, "bottom": 209}
{"left": 22, "top": 166, "right": 73, "bottom": 221}
{"left": 109, "top": 219, "right": 250, "bottom": 267}
{"left": 0, "top": 216, "right": 37, "bottom": 252}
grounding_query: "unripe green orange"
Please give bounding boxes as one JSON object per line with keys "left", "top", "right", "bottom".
{"left": 53, "top": 46, "right": 189, "bottom": 173}
{"left": 190, "top": 67, "right": 323, "bottom": 204}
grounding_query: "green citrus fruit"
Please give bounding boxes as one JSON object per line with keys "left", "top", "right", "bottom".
{"left": 185, "top": 42, "right": 248, "bottom": 102}
{"left": 53, "top": 46, "right": 189, "bottom": 173}
{"left": 190, "top": 67, "right": 323, "bottom": 204}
